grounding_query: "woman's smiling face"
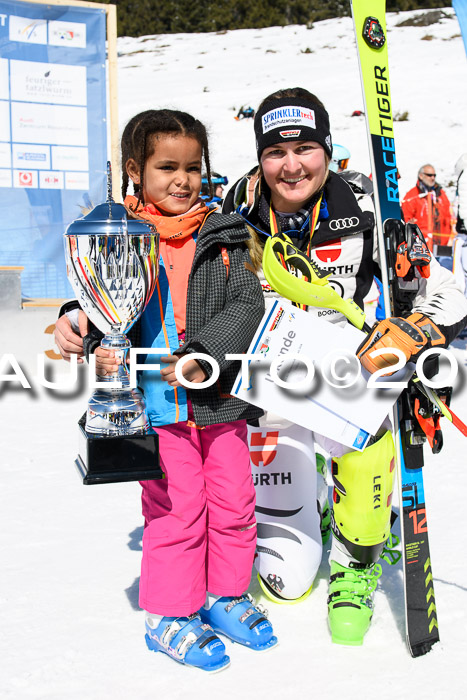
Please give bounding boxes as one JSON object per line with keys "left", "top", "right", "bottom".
{"left": 260, "top": 141, "right": 327, "bottom": 213}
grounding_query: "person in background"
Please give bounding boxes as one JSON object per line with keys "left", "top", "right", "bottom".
{"left": 330, "top": 142, "right": 374, "bottom": 196}
{"left": 200, "top": 171, "right": 228, "bottom": 208}
{"left": 235, "top": 105, "right": 255, "bottom": 120}
{"left": 329, "top": 144, "right": 351, "bottom": 173}
{"left": 401, "top": 164, "right": 454, "bottom": 253}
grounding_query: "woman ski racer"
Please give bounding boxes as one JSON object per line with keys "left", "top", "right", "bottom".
{"left": 223, "top": 87, "right": 467, "bottom": 645}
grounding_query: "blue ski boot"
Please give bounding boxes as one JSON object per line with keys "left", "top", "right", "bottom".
{"left": 199, "top": 594, "right": 278, "bottom": 651}
{"left": 145, "top": 613, "right": 230, "bottom": 672}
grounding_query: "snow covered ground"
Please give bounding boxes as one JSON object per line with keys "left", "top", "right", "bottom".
{"left": 1, "top": 7, "right": 467, "bottom": 699}
{"left": 116, "top": 6, "right": 467, "bottom": 201}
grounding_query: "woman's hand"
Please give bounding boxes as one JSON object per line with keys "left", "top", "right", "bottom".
{"left": 160, "top": 354, "right": 208, "bottom": 387}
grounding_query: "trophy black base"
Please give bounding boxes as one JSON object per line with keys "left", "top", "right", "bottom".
{"left": 76, "top": 415, "right": 164, "bottom": 485}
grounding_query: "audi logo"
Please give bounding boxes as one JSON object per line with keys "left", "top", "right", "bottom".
{"left": 329, "top": 217, "right": 359, "bottom": 230}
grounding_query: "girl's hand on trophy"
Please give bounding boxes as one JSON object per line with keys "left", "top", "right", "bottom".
{"left": 160, "top": 354, "right": 208, "bottom": 387}
{"left": 54, "top": 311, "right": 89, "bottom": 362}
{"left": 94, "top": 346, "right": 121, "bottom": 376}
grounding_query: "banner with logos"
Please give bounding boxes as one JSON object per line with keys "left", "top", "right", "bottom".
{"left": 0, "top": 1, "right": 108, "bottom": 298}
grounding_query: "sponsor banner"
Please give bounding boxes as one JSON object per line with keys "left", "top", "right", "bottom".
{"left": 262, "top": 106, "right": 316, "bottom": 134}
{"left": 48, "top": 19, "right": 87, "bottom": 48}
{"left": 52, "top": 145, "right": 88, "bottom": 171}
{"left": 13, "top": 168, "right": 38, "bottom": 188}
{"left": 11, "top": 102, "right": 88, "bottom": 146}
{"left": 0, "top": 1, "right": 107, "bottom": 298}
{"left": 0, "top": 142, "right": 11, "bottom": 168}
{"left": 0, "top": 169, "right": 12, "bottom": 188}
{"left": 12, "top": 143, "right": 50, "bottom": 169}
{"left": 10, "top": 59, "right": 87, "bottom": 106}
{"left": 65, "top": 171, "right": 89, "bottom": 190}
{"left": 9, "top": 14, "right": 47, "bottom": 44}
{"left": 39, "top": 170, "right": 64, "bottom": 189}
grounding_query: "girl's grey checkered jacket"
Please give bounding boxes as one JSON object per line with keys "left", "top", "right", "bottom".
{"left": 119, "top": 211, "right": 264, "bottom": 427}
{"left": 178, "top": 212, "right": 264, "bottom": 425}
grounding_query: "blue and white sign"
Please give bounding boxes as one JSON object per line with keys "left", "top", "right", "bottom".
{"left": 0, "top": 1, "right": 108, "bottom": 298}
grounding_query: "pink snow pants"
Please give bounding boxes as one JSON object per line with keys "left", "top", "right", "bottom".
{"left": 139, "top": 413, "right": 256, "bottom": 616}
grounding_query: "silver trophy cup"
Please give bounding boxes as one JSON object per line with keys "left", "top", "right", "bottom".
{"left": 63, "top": 178, "right": 162, "bottom": 484}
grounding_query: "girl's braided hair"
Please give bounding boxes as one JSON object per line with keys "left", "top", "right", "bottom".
{"left": 121, "top": 109, "right": 212, "bottom": 206}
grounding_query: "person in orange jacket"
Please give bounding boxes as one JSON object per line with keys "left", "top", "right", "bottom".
{"left": 401, "top": 164, "right": 454, "bottom": 252}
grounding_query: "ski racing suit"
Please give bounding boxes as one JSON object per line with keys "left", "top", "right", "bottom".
{"left": 224, "top": 168, "right": 467, "bottom": 600}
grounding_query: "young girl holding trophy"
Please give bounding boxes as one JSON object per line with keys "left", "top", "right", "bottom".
{"left": 55, "top": 108, "right": 277, "bottom": 672}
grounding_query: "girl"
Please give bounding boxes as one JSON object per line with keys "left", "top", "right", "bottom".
{"left": 223, "top": 87, "right": 467, "bottom": 644}
{"left": 58, "top": 109, "right": 278, "bottom": 671}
